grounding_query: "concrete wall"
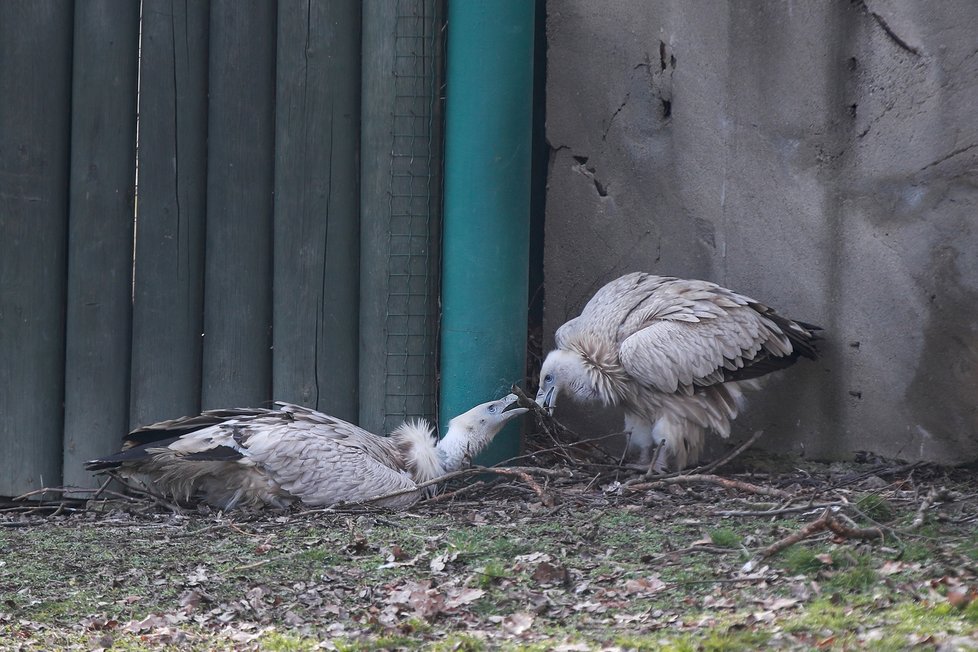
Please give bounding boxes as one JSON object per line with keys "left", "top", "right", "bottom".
{"left": 543, "top": 0, "right": 978, "bottom": 463}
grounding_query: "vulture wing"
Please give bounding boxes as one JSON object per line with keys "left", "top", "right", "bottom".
{"left": 231, "top": 410, "right": 421, "bottom": 507}
{"left": 556, "top": 272, "right": 674, "bottom": 348}
{"left": 617, "top": 283, "right": 804, "bottom": 394}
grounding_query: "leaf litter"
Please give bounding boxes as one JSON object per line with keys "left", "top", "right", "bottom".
{"left": 0, "top": 453, "right": 977, "bottom": 650}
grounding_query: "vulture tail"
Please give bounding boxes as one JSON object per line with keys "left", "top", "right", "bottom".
{"left": 84, "top": 439, "right": 243, "bottom": 471}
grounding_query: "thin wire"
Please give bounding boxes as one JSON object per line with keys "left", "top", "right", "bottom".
{"left": 383, "top": 0, "right": 440, "bottom": 432}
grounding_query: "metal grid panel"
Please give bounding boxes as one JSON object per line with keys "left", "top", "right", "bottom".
{"left": 383, "top": 0, "right": 442, "bottom": 432}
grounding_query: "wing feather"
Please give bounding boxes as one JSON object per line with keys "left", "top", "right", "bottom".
{"left": 618, "top": 302, "right": 801, "bottom": 394}
{"left": 238, "top": 418, "right": 419, "bottom": 507}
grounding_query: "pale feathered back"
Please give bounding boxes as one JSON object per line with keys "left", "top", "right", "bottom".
{"left": 86, "top": 396, "right": 527, "bottom": 510}
{"left": 538, "top": 272, "right": 819, "bottom": 469}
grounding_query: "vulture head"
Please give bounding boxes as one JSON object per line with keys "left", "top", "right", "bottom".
{"left": 437, "top": 393, "right": 528, "bottom": 471}
{"left": 535, "top": 349, "right": 603, "bottom": 413}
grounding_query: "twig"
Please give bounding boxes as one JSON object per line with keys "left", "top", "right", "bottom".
{"left": 910, "top": 486, "right": 940, "bottom": 530}
{"left": 746, "top": 509, "right": 835, "bottom": 568}
{"left": 12, "top": 486, "right": 105, "bottom": 501}
{"left": 743, "top": 508, "right": 885, "bottom": 571}
{"left": 825, "top": 511, "right": 885, "bottom": 541}
{"left": 698, "top": 430, "right": 764, "bottom": 475}
{"left": 642, "top": 544, "right": 741, "bottom": 565}
{"left": 484, "top": 467, "right": 554, "bottom": 507}
{"left": 717, "top": 503, "right": 843, "bottom": 517}
{"left": 627, "top": 474, "right": 793, "bottom": 499}
{"left": 512, "top": 385, "right": 621, "bottom": 465}
{"left": 426, "top": 480, "right": 487, "bottom": 504}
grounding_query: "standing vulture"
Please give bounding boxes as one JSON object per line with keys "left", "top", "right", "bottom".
{"left": 85, "top": 395, "right": 527, "bottom": 510}
{"left": 535, "top": 272, "right": 819, "bottom": 470}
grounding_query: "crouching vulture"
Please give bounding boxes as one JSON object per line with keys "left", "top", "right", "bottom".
{"left": 86, "top": 395, "right": 527, "bottom": 510}
{"left": 535, "top": 272, "right": 820, "bottom": 470}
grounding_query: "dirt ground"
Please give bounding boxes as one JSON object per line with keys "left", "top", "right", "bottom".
{"left": 1, "top": 454, "right": 977, "bottom": 651}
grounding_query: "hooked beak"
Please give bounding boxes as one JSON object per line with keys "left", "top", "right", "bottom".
{"left": 500, "top": 393, "right": 528, "bottom": 415}
{"left": 540, "top": 386, "right": 556, "bottom": 413}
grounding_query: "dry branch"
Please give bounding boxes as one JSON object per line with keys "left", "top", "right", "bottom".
{"left": 698, "top": 430, "right": 764, "bottom": 475}
{"left": 743, "top": 508, "right": 885, "bottom": 571}
{"left": 627, "top": 474, "right": 793, "bottom": 499}
{"left": 910, "top": 486, "right": 941, "bottom": 530}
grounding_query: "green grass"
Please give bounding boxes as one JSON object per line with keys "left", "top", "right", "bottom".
{"left": 780, "top": 545, "right": 825, "bottom": 575}
{"left": 707, "top": 527, "right": 741, "bottom": 548}
{"left": 855, "top": 493, "right": 895, "bottom": 522}
{"left": 823, "top": 551, "right": 876, "bottom": 592}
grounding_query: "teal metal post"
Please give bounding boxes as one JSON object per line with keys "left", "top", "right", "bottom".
{"left": 440, "top": 2, "right": 535, "bottom": 464}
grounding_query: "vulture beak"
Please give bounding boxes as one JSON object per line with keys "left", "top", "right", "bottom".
{"left": 540, "top": 386, "right": 556, "bottom": 413}
{"left": 500, "top": 393, "right": 525, "bottom": 413}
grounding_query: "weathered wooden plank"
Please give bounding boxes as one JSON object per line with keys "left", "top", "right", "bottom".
{"left": 272, "top": 0, "right": 361, "bottom": 421}
{"left": 0, "top": 1, "right": 73, "bottom": 495}
{"left": 129, "top": 0, "right": 209, "bottom": 429}
{"left": 62, "top": 0, "right": 141, "bottom": 488}
{"left": 201, "top": 0, "right": 277, "bottom": 409}
{"left": 359, "top": 0, "right": 443, "bottom": 434}
{"left": 358, "top": 2, "right": 397, "bottom": 434}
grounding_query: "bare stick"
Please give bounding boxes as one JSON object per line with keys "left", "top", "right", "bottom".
{"left": 747, "top": 508, "right": 833, "bottom": 567}
{"left": 910, "top": 486, "right": 940, "bottom": 530}
{"left": 427, "top": 480, "right": 487, "bottom": 504}
{"left": 698, "top": 430, "right": 764, "bottom": 475}
{"left": 717, "top": 503, "right": 843, "bottom": 517}
{"left": 627, "top": 474, "right": 793, "bottom": 499}
{"left": 743, "top": 508, "right": 886, "bottom": 571}
{"left": 825, "top": 512, "right": 885, "bottom": 541}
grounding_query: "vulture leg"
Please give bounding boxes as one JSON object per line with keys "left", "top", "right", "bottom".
{"left": 623, "top": 412, "right": 660, "bottom": 466}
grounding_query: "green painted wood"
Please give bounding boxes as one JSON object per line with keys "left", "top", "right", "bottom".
{"left": 440, "top": 1, "right": 535, "bottom": 464}
{"left": 63, "top": 0, "right": 141, "bottom": 488}
{"left": 273, "top": 0, "right": 361, "bottom": 421}
{"left": 359, "top": 0, "right": 443, "bottom": 435}
{"left": 0, "top": 1, "right": 73, "bottom": 495}
{"left": 202, "top": 0, "right": 277, "bottom": 410}
{"left": 130, "top": 0, "right": 209, "bottom": 429}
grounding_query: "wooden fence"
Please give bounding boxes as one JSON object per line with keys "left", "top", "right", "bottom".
{"left": 0, "top": 0, "right": 443, "bottom": 494}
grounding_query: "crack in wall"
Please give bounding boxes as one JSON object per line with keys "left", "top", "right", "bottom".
{"left": 858, "top": 1, "right": 922, "bottom": 56}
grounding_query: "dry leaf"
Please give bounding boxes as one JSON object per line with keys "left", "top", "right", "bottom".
{"left": 624, "top": 576, "right": 666, "bottom": 595}
{"left": 532, "top": 561, "right": 569, "bottom": 585}
{"left": 444, "top": 588, "right": 485, "bottom": 609}
{"left": 503, "top": 611, "right": 534, "bottom": 635}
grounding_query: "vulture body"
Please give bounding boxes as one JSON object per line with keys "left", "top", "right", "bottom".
{"left": 85, "top": 395, "right": 527, "bottom": 510}
{"left": 536, "top": 272, "right": 820, "bottom": 470}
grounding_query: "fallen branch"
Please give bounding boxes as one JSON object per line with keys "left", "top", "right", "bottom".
{"left": 910, "top": 486, "right": 941, "bottom": 530}
{"left": 742, "top": 508, "right": 885, "bottom": 571}
{"left": 717, "top": 502, "right": 843, "bottom": 517}
{"left": 825, "top": 511, "right": 886, "bottom": 541}
{"left": 627, "top": 474, "right": 793, "bottom": 499}
{"left": 744, "top": 509, "right": 834, "bottom": 570}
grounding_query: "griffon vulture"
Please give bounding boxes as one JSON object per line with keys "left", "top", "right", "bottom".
{"left": 535, "top": 272, "right": 819, "bottom": 470}
{"left": 86, "top": 395, "right": 527, "bottom": 510}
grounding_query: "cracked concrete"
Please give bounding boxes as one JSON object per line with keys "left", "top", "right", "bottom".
{"left": 543, "top": 1, "right": 978, "bottom": 464}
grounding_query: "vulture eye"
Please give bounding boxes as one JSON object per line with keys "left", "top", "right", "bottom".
{"left": 488, "top": 404, "right": 498, "bottom": 414}
{"left": 544, "top": 373, "right": 554, "bottom": 384}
